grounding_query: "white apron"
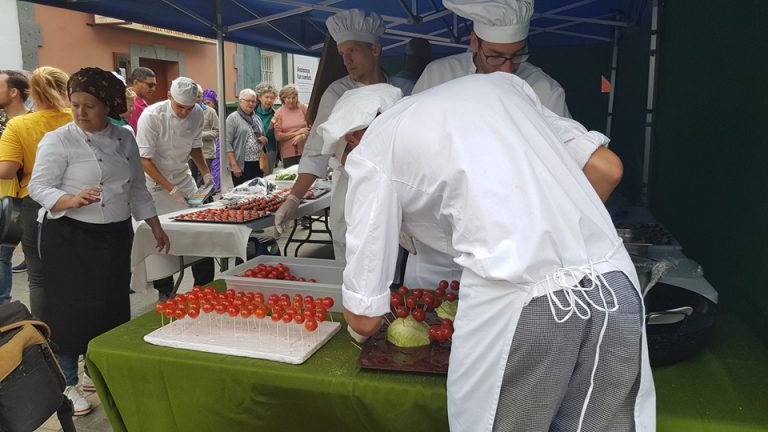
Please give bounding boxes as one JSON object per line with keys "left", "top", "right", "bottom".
{"left": 328, "top": 165, "right": 347, "bottom": 263}
{"left": 447, "top": 245, "right": 655, "bottom": 432}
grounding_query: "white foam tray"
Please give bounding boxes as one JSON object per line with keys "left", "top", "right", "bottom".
{"left": 144, "top": 315, "right": 341, "bottom": 365}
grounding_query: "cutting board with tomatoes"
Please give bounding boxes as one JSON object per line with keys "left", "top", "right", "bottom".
{"left": 357, "top": 313, "right": 451, "bottom": 375}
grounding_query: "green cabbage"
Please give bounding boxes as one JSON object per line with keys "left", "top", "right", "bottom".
{"left": 436, "top": 300, "right": 458, "bottom": 321}
{"left": 386, "top": 316, "right": 430, "bottom": 347}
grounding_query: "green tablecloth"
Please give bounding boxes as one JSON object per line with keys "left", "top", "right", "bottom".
{"left": 87, "top": 286, "right": 768, "bottom": 432}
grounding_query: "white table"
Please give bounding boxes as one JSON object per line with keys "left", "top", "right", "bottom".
{"left": 130, "top": 193, "right": 331, "bottom": 292}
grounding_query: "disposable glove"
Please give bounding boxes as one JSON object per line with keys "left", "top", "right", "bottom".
{"left": 202, "top": 172, "right": 214, "bottom": 186}
{"left": 169, "top": 186, "right": 187, "bottom": 204}
{"left": 274, "top": 194, "right": 301, "bottom": 234}
{"left": 347, "top": 325, "right": 369, "bottom": 344}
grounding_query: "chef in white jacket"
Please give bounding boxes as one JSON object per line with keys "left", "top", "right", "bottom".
{"left": 273, "top": 8, "right": 410, "bottom": 261}
{"left": 337, "top": 74, "right": 655, "bottom": 432}
{"left": 405, "top": 0, "right": 623, "bottom": 289}
{"left": 137, "top": 77, "right": 214, "bottom": 299}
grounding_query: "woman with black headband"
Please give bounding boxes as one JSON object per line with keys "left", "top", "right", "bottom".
{"left": 28, "top": 67, "right": 170, "bottom": 416}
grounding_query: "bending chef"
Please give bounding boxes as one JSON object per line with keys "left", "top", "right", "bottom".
{"left": 320, "top": 76, "right": 655, "bottom": 432}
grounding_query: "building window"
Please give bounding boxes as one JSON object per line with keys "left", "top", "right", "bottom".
{"left": 260, "top": 50, "right": 283, "bottom": 94}
{"left": 261, "top": 54, "right": 274, "bottom": 86}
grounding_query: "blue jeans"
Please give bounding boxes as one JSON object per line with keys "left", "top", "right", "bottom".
{"left": 56, "top": 353, "right": 83, "bottom": 387}
{"left": 0, "top": 246, "right": 13, "bottom": 304}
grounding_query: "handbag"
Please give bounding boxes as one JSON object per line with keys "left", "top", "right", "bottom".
{"left": 259, "top": 151, "right": 271, "bottom": 175}
{"left": 0, "top": 301, "right": 76, "bottom": 432}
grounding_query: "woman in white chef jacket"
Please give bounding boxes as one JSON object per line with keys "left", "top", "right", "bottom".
{"left": 28, "top": 68, "right": 170, "bottom": 415}
{"left": 333, "top": 75, "right": 655, "bottom": 432}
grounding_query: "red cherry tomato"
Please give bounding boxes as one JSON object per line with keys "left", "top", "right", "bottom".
{"left": 438, "top": 280, "right": 449, "bottom": 290}
{"left": 315, "top": 310, "right": 326, "bottom": 323}
{"left": 435, "top": 287, "right": 446, "bottom": 298}
{"left": 305, "top": 319, "right": 318, "bottom": 332}
{"left": 164, "top": 309, "right": 175, "bottom": 319}
{"left": 214, "top": 304, "right": 226, "bottom": 315}
{"left": 174, "top": 309, "right": 186, "bottom": 320}
{"left": 406, "top": 297, "right": 418, "bottom": 309}
{"left": 397, "top": 286, "right": 409, "bottom": 297}
{"left": 428, "top": 325, "right": 440, "bottom": 340}
{"left": 192, "top": 285, "right": 202, "bottom": 292}
{"left": 155, "top": 303, "right": 167, "bottom": 314}
{"left": 188, "top": 308, "right": 200, "bottom": 319}
{"left": 282, "top": 313, "right": 293, "bottom": 324}
{"left": 412, "top": 289, "right": 423, "bottom": 298}
{"left": 440, "top": 318, "right": 454, "bottom": 328}
{"left": 446, "top": 292, "right": 457, "bottom": 302}
{"left": 450, "top": 280, "right": 460, "bottom": 290}
{"left": 271, "top": 312, "right": 282, "bottom": 322}
{"left": 227, "top": 306, "right": 240, "bottom": 317}
{"left": 254, "top": 308, "right": 267, "bottom": 319}
{"left": 390, "top": 295, "right": 403, "bottom": 308}
{"left": 395, "top": 306, "right": 408, "bottom": 318}
{"left": 322, "top": 297, "right": 335, "bottom": 309}
{"left": 412, "top": 309, "right": 426, "bottom": 322}
{"left": 240, "top": 309, "right": 253, "bottom": 319}
{"left": 294, "top": 314, "right": 305, "bottom": 325}
{"left": 202, "top": 303, "right": 214, "bottom": 314}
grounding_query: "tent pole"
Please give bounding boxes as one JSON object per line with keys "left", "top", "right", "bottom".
{"left": 215, "top": 0, "right": 233, "bottom": 193}
{"left": 605, "top": 12, "right": 621, "bottom": 138}
{"left": 641, "top": 0, "right": 660, "bottom": 206}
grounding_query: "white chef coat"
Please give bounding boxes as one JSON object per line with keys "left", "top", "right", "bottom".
{"left": 297, "top": 74, "right": 409, "bottom": 260}
{"left": 343, "top": 73, "right": 654, "bottom": 432}
{"left": 29, "top": 122, "right": 157, "bottom": 224}
{"left": 136, "top": 100, "right": 203, "bottom": 213}
{"left": 412, "top": 51, "right": 570, "bottom": 118}
{"left": 406, "top": 52, "right": 581, "bottom": 289}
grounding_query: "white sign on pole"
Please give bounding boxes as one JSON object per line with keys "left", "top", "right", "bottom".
{"left": 292, "top": 54, "right": 319, "bottom": 105}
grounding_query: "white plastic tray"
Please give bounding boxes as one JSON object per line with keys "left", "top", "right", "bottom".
{"left": 144, "top": 315, "right": 340, "bottom": 364}
{"left": 222, "top": 256, "right": 344, "bottom": 312}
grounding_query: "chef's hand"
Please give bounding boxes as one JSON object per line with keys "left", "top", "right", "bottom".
{"left": 258, "top": 136, "right": 268, "bottom": 145}
{"left": 152, "top": 226, "right": 171, "bottom": 254}
{"left": 202, "top": 172, "right": 214, "bottom": 186}
{"left": 347, "top": 325, "right": 369, "bottom": 344}
{"left": 169, "top": 186, "right": 187, "bottom": 204}
{"left": 68, "top": 187, "right": 102, "bottom": 208}
{"left": 274, "top": 194, "right": 300, "bottom": 234}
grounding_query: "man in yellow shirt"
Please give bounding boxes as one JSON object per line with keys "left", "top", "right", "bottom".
{"left": 0, "top": 70, "right": 29, "bottom": 304}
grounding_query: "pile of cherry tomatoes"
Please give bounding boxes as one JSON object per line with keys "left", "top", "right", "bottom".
{"left": 174, "top": 193, "right": 288, "bottom": 223}
{"left": 154, "top": 286, "right": 334, "bottom": 333}
{"left": 239, "top": 262, "right": 317, "bottom": 282}
{"left": 390, "top": 279, "right": 460, "bottom": 342}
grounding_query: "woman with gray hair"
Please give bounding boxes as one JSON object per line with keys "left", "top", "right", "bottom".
{"left": 225, "top": 88, "right": 264, "bottom": 185}
{"left": 254, "top": 81, "right": 278, "bottom": 173}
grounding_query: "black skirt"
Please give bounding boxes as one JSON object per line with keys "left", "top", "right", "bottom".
{"left": 40, "top": 216, "right": 133, "bottom": 355}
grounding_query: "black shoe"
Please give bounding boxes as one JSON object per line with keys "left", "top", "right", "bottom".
{"left": 12, "top": 261, "right": 27, "bottom": 273}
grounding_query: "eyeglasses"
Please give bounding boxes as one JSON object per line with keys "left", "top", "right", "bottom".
{"left": 240, "top": 99, "right": 257, "bottom": 104}
{"left": 477, "top": 40, "right": 529, "bottom": 67}
{"left": 138, "top": 80, "right": 157, "bottom": 89}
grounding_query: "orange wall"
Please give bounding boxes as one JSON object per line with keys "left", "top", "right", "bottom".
{"left": 34, "top": 5, "right": 239, "bottom": 102}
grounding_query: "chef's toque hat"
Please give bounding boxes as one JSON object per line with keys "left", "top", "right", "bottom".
{"left": 326, "top": 8, "right": 385, "bottom": 44}
{"left": 170, "top": 77, "right": 198, "bottom": 106}
{"left": 444, "top": 0, "right": 534, "bottom": 44}
{"left": 320, "top": 84, "right": 402, "bottom": 158}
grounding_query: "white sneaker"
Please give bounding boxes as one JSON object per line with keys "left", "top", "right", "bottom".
{"left": 81, "top": 373, "right": 96, "bottom": 392}
{"left": 64, "top": 385, "right": 92, "bottom": 416}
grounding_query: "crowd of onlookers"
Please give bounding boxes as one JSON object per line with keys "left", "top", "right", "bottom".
{"left": 0, "top": 64, "right": 315, "bottom": 416}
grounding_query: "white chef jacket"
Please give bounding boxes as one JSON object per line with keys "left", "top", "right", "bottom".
{"left": 412, "top": 51, "right": 571, "bottom": 118}
{"left": 343, "top": 73, "right": 654, "bottom": 432}
{"left": 406, "top": 52, "right": 584, "bottom": 289}
{"left": 136, "top": 100, "right": 203, "bottom": 207}
{"left": 29, "top": 122, "right": 157, "bottom": 224}
{"left": 297, "top": 74, "right": 410, "bottom": 260}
